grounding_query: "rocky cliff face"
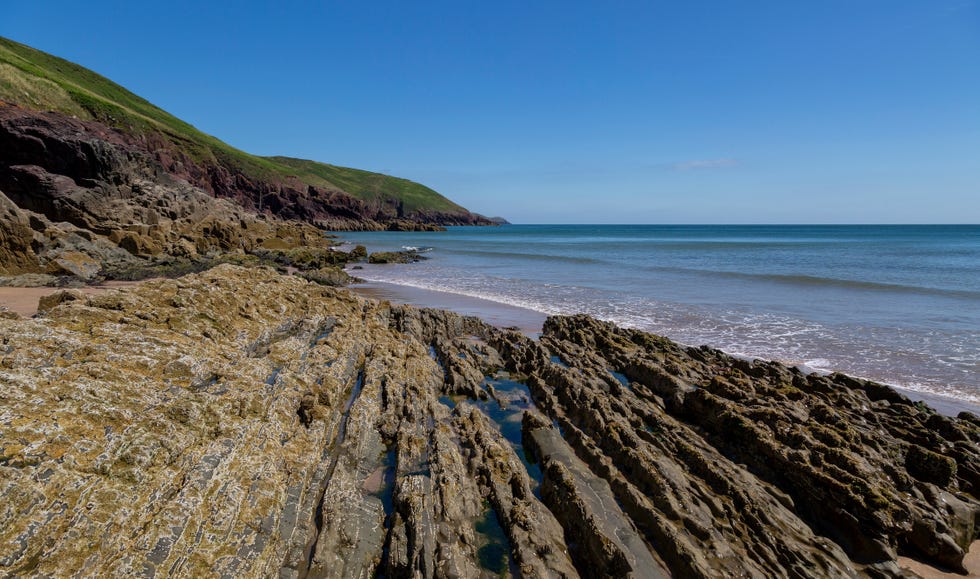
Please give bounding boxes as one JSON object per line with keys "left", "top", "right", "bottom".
{"left": 0, "top": 103, "right": 491, "bottom": 233}
{"left": 0, "top": 104, "right": 372, "bottom": 284}
{"left": 1, "top": 265, "right": 976, "bottom": 577}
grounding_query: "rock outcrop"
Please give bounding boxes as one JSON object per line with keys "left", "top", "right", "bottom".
{"left": 367, "top": 249, "right": 429, "bottom": 264}
{"left": 0, "top": 188, "right": 42, "bottom": 275}
{"left": 0, "top": 111, "right": 378, "bottom": 286}
{"left": 0, "top": 103, "right": 490, "bottom": 286}
{"left": 385, "top": 219, "right": 448, "bottom": 232}
{"left": 0, "top": 266, "right": 977, "bottom": 577}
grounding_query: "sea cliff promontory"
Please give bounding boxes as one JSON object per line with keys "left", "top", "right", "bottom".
{"left": 1, "top": 265, "right": 977, "bottom": 577}
{"left": 0, "top": 36, "right": 493, "bottom": 288}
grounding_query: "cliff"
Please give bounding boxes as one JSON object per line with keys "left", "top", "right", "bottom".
{"left": 0, "top": 36, "right": 491, "bottom": 230}
{"left": 0, "top": 94, "right": 479, "bottom": 286}
{"left": 1, "top": 265, "right": 976, "bottom": 577}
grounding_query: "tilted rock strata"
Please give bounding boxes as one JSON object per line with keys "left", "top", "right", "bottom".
{"left": 511, "top": 315, "right": 980, "bottom": 576}
{"left": 0, "top": 265, "right": 977, "bottom": 577}
{"left": 0, "top": 265, "right": 575, "bottom": 577}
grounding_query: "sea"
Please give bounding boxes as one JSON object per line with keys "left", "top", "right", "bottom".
{"left": 339, "top": 224, "right": 980, "bottom": 408}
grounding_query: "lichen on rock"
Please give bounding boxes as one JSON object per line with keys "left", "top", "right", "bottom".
{"left": 0, "top": 266, "right": 977, "bottom": 578}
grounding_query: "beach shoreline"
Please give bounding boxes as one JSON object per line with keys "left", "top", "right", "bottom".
{"left": 337, "top": 224, "right": 980, "bottom": 412}
{"left": 350, "top": 279, "right": 547, "bottom": 336}
{"left": 348, "top": 276, "right": 980, "bottom": 418}
{"left": 4, "top": 271, "right": 978, "bottom": 420}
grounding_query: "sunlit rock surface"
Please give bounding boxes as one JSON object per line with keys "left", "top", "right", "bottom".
{"left": 1, "top": 265, "right": 977, "bottom": 577}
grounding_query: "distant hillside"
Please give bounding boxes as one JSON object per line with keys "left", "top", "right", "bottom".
{"left": 268, "top": 156, "right": 465, "bottom": 215}
{"left": 0, "top": 36, "right": 487, "bottom": 227}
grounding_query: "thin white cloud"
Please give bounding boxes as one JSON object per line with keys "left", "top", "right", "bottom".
{"left": 670, "top": 158, "right": 739, "bottom": 171}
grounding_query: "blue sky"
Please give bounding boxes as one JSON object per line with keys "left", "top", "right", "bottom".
{"left": 3, "top": 1, "right": 978, "bottom": 223}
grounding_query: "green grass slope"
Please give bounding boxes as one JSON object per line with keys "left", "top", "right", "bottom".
{"left": 0, "top": 36, "right": 468, "bottom": 216}
{"left": 269, "top": 156, "right": 464, "bottom": 213}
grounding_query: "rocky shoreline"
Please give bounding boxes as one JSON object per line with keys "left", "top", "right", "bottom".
{"left": 0, "top": 102, "right": 465, "bottom": 290}
{"left": 1, "top": 264, "right": 977, "bottom": 577}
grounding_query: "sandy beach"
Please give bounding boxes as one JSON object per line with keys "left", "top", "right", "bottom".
{"left": 898, "top": 541, "right": 980, "bottom": 578}
{"left": 351, "top": 279, "right": 547, "bottom": 336}
{"left": 0, "top": 280, "right": 147, "bottom": 317}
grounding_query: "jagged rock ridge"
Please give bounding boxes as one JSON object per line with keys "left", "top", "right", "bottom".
{"left": 0, "top": 265, "right": 976, "bottom": 577}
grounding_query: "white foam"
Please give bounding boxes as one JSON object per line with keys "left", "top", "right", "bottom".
{"left": 350, "top": 264, "right": 980, "bottom": 408}
{"left": 803, "top": 358, "right": 834, "bottom": 372}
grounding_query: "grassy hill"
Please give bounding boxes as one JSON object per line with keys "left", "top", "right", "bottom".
{"left": 0, "top": 36, "right": 467, "bottom": 216}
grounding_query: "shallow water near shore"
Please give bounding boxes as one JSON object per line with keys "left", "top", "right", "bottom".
{"left": 342, "top": 224, "right": 980, "bottom": 412}
{"left": 352, "top": 280, "right": 546, "bottom": 336}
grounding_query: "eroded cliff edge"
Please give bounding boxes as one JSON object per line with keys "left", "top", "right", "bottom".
{"left": 1, "top": 265, "right": 977, "bottom": 577}
{"left": 1, "top": 33, "right": 495, "bottom": 232}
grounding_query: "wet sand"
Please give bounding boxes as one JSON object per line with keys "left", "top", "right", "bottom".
{"left": 898, "top": 540, "right": 980, "bottom": 578}
{"left": 0, "top": 281, "right": 146, "bottom": 317}
{"left": 350, "top": 280, "right": 547, "bottom": 336}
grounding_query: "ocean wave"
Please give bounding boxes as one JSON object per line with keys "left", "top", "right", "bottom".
{"left": 449, "top": 248, "right": 606, "bottom": 266}
{"left": 747, "top": 273, "right": 980, "bottom": 299}
{"left": 634, "top": 265, "right": 980, "bottom": 300}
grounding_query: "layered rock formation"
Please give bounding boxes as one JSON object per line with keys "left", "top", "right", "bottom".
{"left": 1, "top": 34, "right": 493, "bottom": 231}
{"left": 0, "top": 105, "right": 383, "bottom": 285}
{"left": 0, "top": 103, "right": 491, "bottom": 233}
{"left": 1, "top": 37, "right": 494, "bottom": 286}
{"left": 1, "top": 265, "right": 976, "bottom": 577}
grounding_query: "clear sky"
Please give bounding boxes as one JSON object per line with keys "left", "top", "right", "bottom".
{"left": 3, "top": 1, "right": 978, "bottom": 223}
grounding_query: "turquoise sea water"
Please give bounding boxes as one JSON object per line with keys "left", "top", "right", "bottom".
{"left": 340, "top": 225, "right": 980, "bottom": 404}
